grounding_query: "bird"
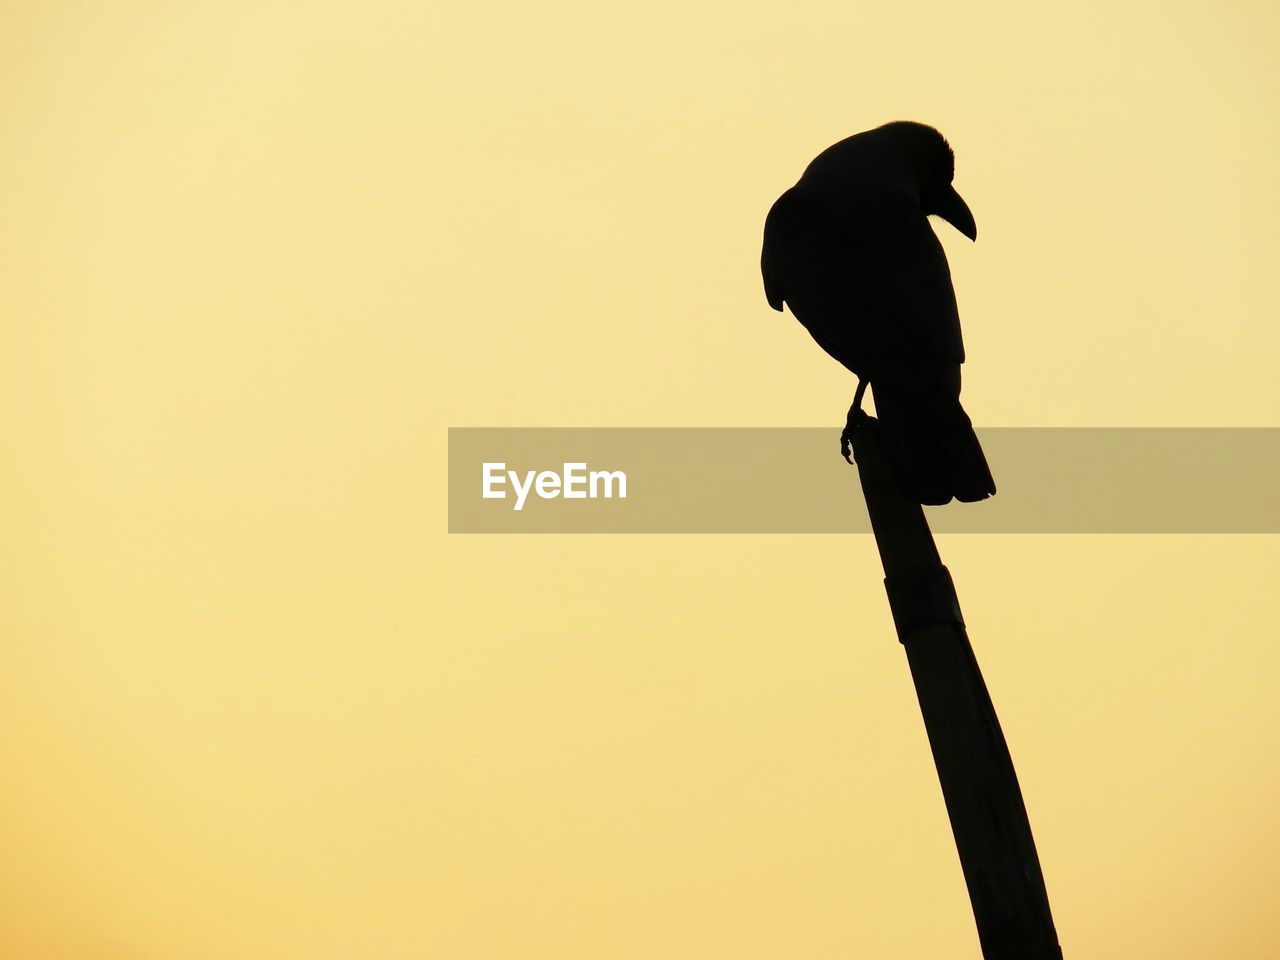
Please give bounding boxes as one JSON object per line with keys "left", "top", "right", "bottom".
{"left": 761, "top": 121, "right": 996, "bottom": 505}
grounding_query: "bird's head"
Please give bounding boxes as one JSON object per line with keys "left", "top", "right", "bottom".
{"left": 884, "top": 121, "right": 977, "bottom": 241}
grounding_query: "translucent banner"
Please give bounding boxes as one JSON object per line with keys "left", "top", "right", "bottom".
{"left": 448, "top": 428, "right": 1280, "bottom": 533}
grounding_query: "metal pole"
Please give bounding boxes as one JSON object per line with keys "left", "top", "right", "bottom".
{"left": 849, "top": 416, "right": 1063, "bottom": 960}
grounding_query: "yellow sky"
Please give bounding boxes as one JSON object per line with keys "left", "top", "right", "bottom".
{"left": 2, "top": 2, "right": 1279, "bottom": 958}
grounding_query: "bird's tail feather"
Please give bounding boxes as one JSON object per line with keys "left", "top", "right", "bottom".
{"left": 872, "top": 384, "right": 996, "bottom": 505}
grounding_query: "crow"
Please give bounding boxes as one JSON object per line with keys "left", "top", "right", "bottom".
{"left": 761, "top": 121, "right": 996, "bottom": 505}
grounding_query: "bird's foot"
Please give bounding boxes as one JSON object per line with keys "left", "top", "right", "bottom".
{"left": 841, "top": 379, "right": 871, "bottom": 463}
{"left": 840, "top": 409, "right": 871, "bottom": 464}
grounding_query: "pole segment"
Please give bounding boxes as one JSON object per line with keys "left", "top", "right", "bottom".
{"left": 850, "top": 416, "right": 1063, "bottom": 960}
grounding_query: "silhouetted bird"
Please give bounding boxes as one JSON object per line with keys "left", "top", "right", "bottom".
{"left": 761, "top": 121, "right": 996, "bottom": 505}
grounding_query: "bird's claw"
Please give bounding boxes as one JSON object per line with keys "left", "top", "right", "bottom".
{"left": 840, "top": 409, "right": 871, "bottom": 464}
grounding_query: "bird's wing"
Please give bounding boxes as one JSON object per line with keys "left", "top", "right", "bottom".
{"left": 761, "top": 186, "right": 830, "bottom": 312}
{"left": 762, "top": 188, "right": 872, "bottom": 373}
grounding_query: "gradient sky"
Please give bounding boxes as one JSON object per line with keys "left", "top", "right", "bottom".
{"left": 2, "top": 2, "right": 1279, "bottom": 958}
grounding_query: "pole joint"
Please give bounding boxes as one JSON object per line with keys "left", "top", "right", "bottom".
{"left": 883, "top": 563, "right": 965, "bottom": 641}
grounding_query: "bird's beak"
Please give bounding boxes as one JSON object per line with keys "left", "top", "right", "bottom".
{"left": 934, "top": 184, "right": 977, "bottom": 241}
